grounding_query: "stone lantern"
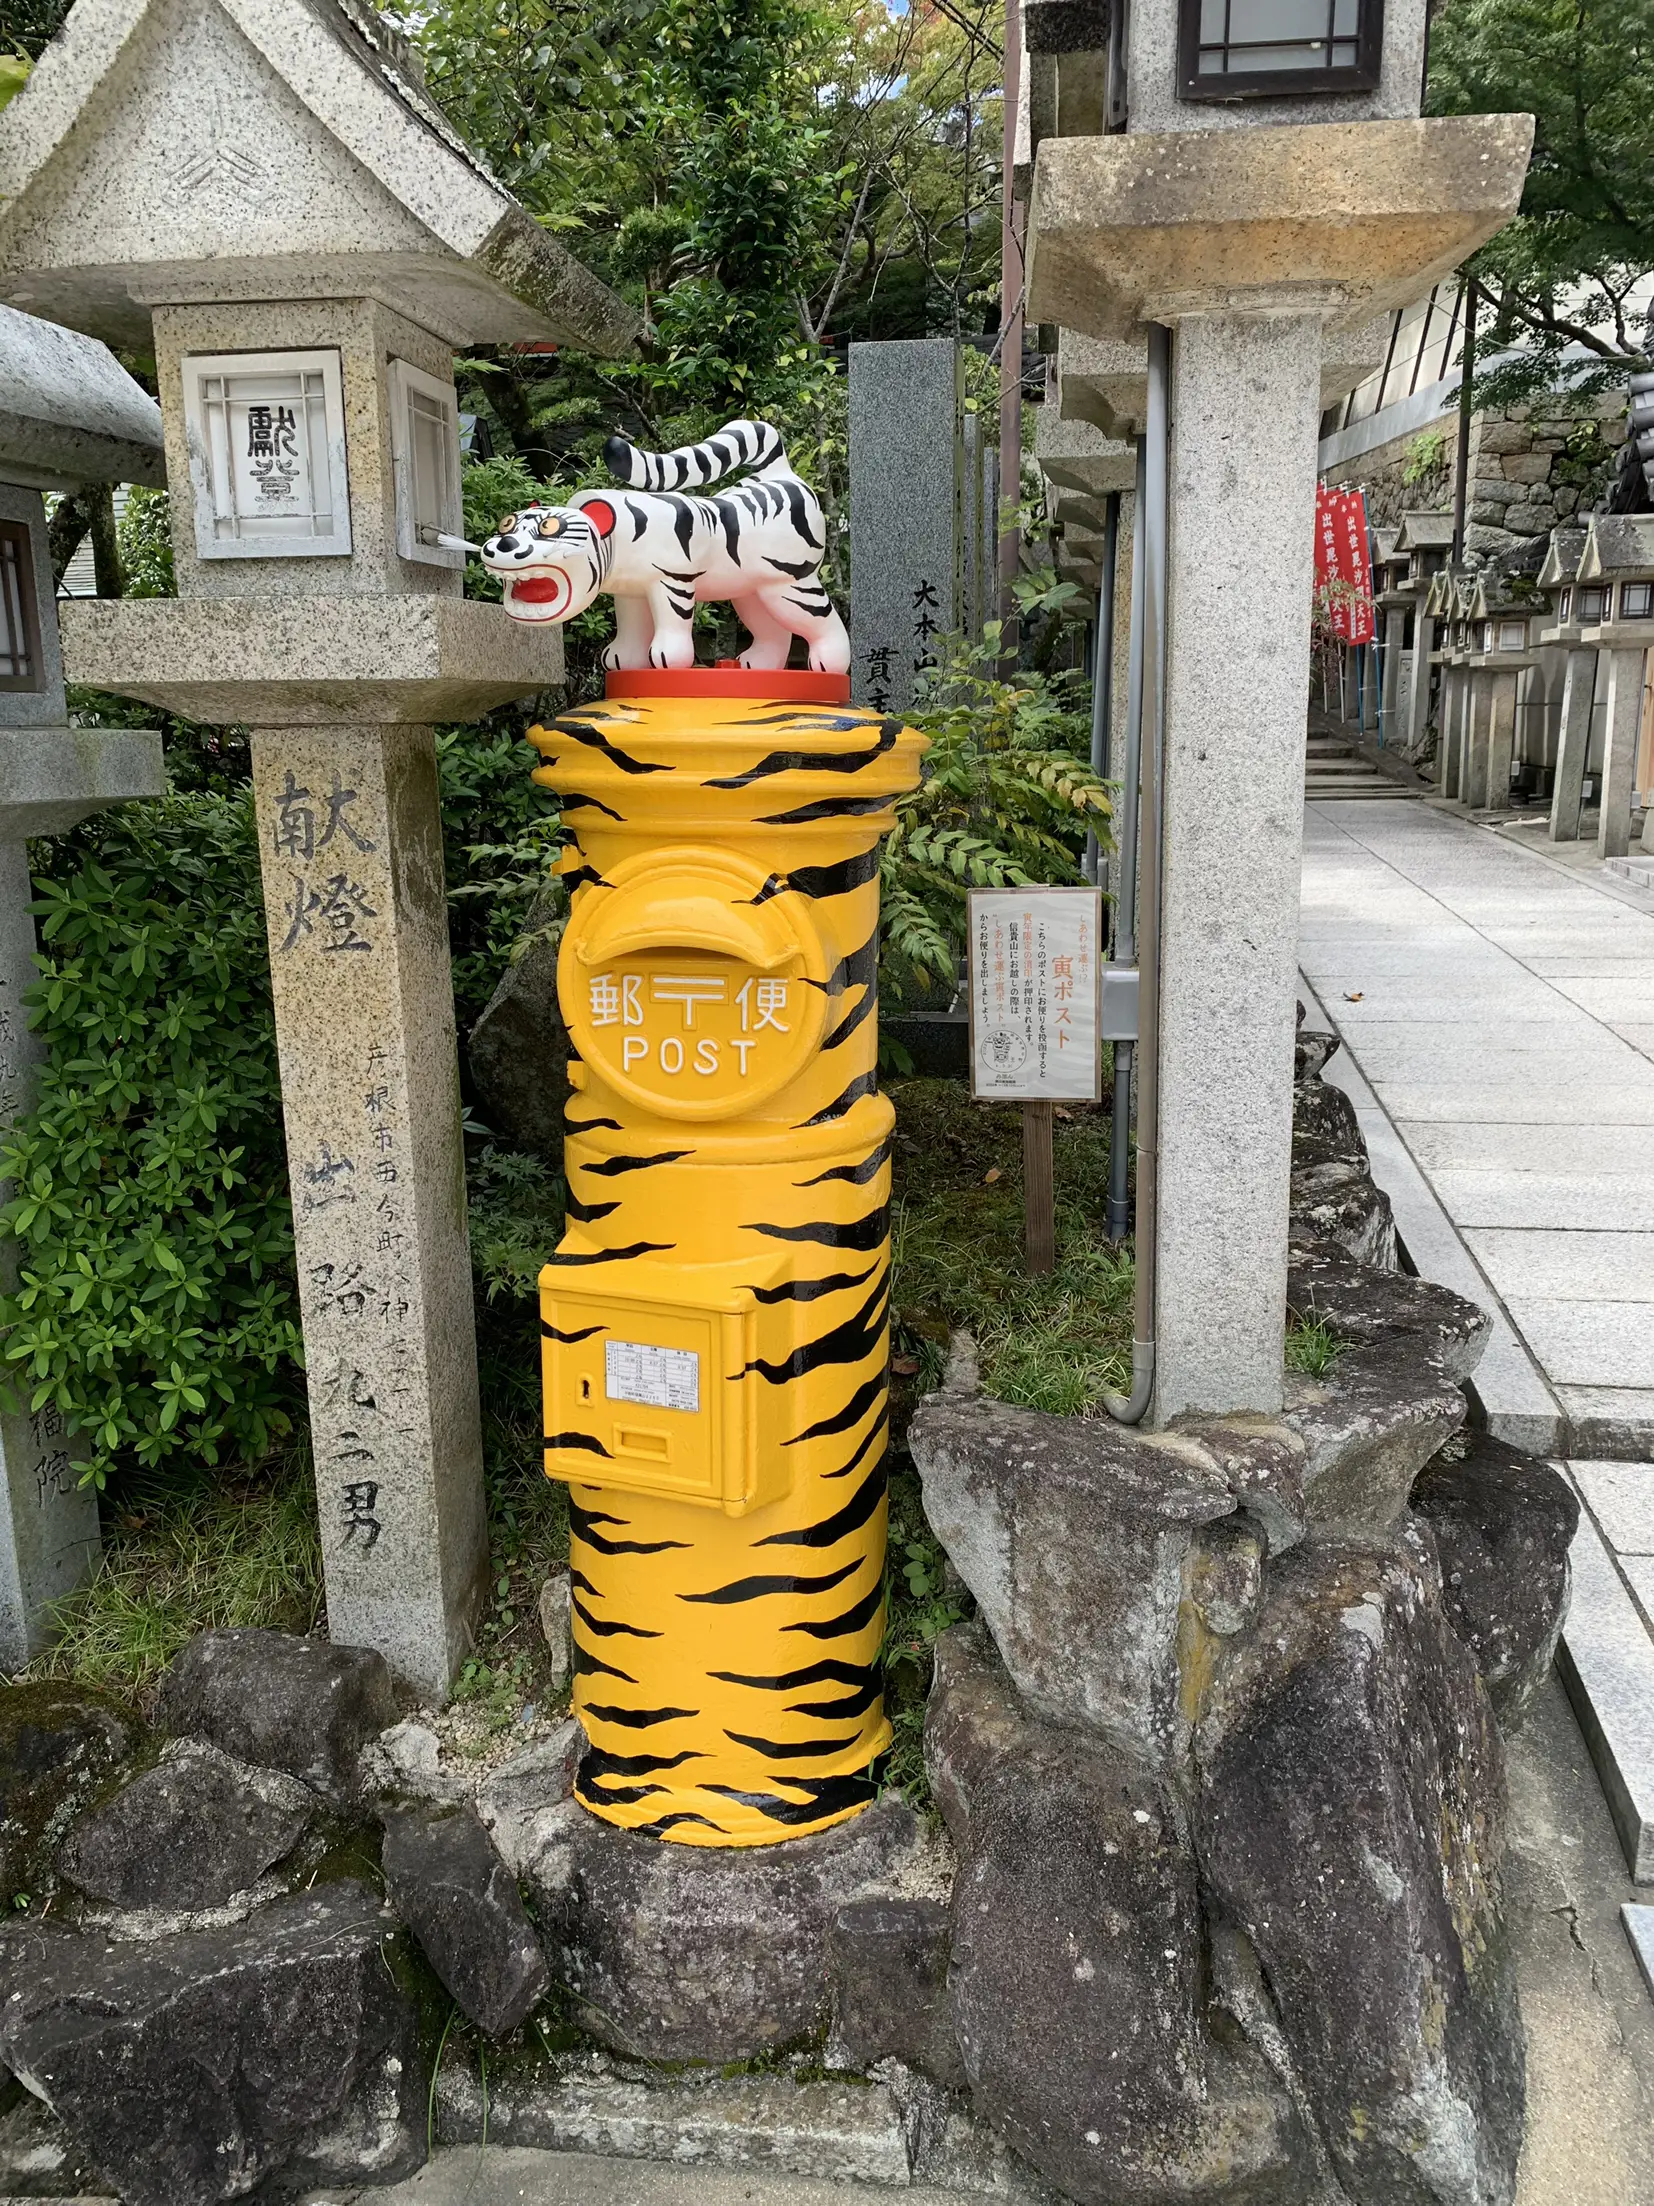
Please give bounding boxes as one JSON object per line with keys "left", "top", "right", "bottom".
{"left": 0, "top": 0, "right": 639, "bottom": 1697}
{"left": 1535, "top": 525, "right": 1595, "bottom": 842}
{"left": 0, "top": 304, "right": 168, "bottom": 1664}
{"left": 1024, "top": 0, "right": 1529, "bottom": 1420}
{"left": 1391, "top": 508, "right": 1452, "bottom": 760}
{"left": 1458, "top": 568, "right": 1538, "bottom": 812}
{"left": 1574, "top": 514, "right": 1654, "bottom": 860}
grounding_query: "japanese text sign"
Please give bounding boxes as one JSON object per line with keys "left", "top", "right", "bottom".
{"left": 968, "top": 888, "right": 1103, "bottom": 1102}
{"left": 1314, "top": 485, "right": 1376, "bottom": 645}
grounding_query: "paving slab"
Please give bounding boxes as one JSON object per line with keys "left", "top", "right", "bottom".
{"left": 1503, "top": 1301, "right": 1654, "bottom": 1391}
{"left": 301, "top": 2152, "right": 1009, "bottom": 2205}
{"left": 1464, "top": 1229, "right": 1654, "bottom": 1304}
{"left": 1557, "top": 1498, "right": 1654, "bottom": 1881}
{"left": 1569, "top": 1462, "right": 1654, "bottom": 1556}
{"left": 1560, "top": 1389, "right": 1654, "bottom": 1456}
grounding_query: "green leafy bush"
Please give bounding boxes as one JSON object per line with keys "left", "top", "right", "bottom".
{"left": 0, "top": 795, "right": 303, "bottom": 1488}
{"left": 885, "top": 615, "right": 1111, "bottom": 998}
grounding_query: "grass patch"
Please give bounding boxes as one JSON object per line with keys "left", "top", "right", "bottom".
{"left": 21, "top": 1449, "right": 322, "bottom": 1699}
{"left": 887, "top": 1078, "right": 1134, "bottom": 1421}
{"left": 1284, "top": 1311, "right": 1345, "bottom": 1378}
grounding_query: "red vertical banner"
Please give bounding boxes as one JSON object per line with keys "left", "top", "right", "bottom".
{"left": 1314, "top": 485, "right": 1376, "bottom": 644}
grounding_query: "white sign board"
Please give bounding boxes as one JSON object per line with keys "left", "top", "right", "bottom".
{"left": 606, "top": 1338, "right": 700, "bottom": 1413}
{"left": 182, "top": 349, "right": 351, "bottom": 559}
{"left": 968, "top": 887, "right": 1102, "bottom": 1101}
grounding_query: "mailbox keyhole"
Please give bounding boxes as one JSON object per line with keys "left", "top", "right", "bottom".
{"left": 580, "top": 1377, "right": 592, "bottom": 1401}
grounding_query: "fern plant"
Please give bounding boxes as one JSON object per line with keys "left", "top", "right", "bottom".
{"left": 881, "top": 613, "right": 1113, "bottom": 1002}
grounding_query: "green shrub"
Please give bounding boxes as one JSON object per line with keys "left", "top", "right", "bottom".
{"left": 0, "top": 794, "right": 303, "bottom": 1488}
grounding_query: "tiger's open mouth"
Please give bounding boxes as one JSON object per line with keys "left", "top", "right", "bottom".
{"left": 504, "top": 571, "right": 571, "bottom": 619}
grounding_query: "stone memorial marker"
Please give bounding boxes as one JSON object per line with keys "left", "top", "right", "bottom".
{"left": 848, "top": 339, "right": 963, "bottom": 713}
{"left": 0, "top": 0, "right": 638, "bottom": 1697}
{"left": 0, "top": 304, "right": 168, "bottom": 1664}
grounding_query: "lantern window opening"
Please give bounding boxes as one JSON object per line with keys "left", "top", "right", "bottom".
{"left": 181, "top": 348, "right": 352, "bottom": 560}
{"left": 1580, "top": 586, "right": 1608, "bottom": 622}
{"left": 1623, "top": 581, "right": 1653, "bottom": 622}
{"left": 0, "top": 522, "right": 42, "bottom": 692}
{"left": 1497, "top": 619, "right": 1526, "bottom": 651}
{"left": 1558, "top": 587, "right": 1572, "bottom": 622}
{"left": 390, "top": 359, "right": 464, "bottom": 571}
{"left": 1180, "top": 0, "right": 1383, "bottom": 99}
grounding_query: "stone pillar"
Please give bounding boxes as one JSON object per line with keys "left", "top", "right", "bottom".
{"left": 249, "top": 725, "right": 485, "bottom": 1698}
{"left": 1436, "top": 663, "right": 1462, "bottom": 795}
{"left": 0, "top": 841, "right": 99, "bottom": 1664}
{"left": 1484, "top": 669, "right": 1520, "bottom": 812}
{"left": 1462, "top": 671, "right": 1494, "bottom": 809}
{"left": 1548, "top": 648, "right": 1596, "bottom": 841}
{"left": 848, "top": 339, "right": 964, "bottom": 714}
{"left": 1598, "top": 647, "right": 1644, "bottom": 860}
{"left": 1380, "top": 605, "right": 1407, "bottom": 747}
{"left": 1154, "top": 309, "right": 1321, "bottom": 1420}
{"left": 1408, "top": 609, "right": 1436, "bottom": 763}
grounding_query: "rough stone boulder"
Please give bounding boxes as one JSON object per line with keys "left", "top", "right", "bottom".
{"left": 57, "top": 1739, "right": 313, "bottom": 1912}
{"left": 474, "top": 1723, "right": 582, "bottom": 1876}
{"left": 829, "top": 1895, "right": 965, "bottom": 2090}
{"left": 1195, "top": 1529, "right": 1524, "bottom": 2206}
{"left": 1291, "top": 1065, "right": 1397, "bottom": 1269}
{"left": 525, "top": 1795, "right": 934, "bottom": 2062}
{"left": 156, "top": 1628, "right": 396, "bottom": 1810}
{"left": 381, "top": 1804, "right": 549, "bottom": 2037}
{"left": 1412, "top": 1433, "right": 1579, "bottom": 1726}
{"left": 926, "top": 1625, "right": 1312, "bottom": 2206}
{"left": 1258, "top": 1237, "right": 1489, "bottom": 1543}
{"left": 908, "top": 1383, "right": 1273, "bottom": 1763}
{"left": 0, "top": 1682, "right": 136, "bottom": 1903}
{"left": 0, "top": 1882, "right": 422, "bottom": 2206}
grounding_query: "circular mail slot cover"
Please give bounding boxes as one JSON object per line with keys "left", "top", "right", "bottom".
{"left": 560, "top": 846, "right": 829, "bottom": 1120}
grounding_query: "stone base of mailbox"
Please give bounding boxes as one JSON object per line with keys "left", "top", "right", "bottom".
{"left": 1028, "top": 116, "right": 1533, "bottom": 342}
{"left": 61, "top": 596, "right": 565, "bottom": 727}
{"left": 0, "top": 724, "right": 165, "bottom": 838}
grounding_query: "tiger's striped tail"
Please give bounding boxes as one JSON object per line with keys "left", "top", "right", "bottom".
{"left": 603, "top": 419, "right": 789, "bottom": 493}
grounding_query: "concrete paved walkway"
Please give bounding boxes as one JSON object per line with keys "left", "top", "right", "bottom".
{"left": 1300, "top": 799, "right": 1654, "bottom": 1459}
{"left": 1301, "top": 799, "right": 1654, "bottom": 1890}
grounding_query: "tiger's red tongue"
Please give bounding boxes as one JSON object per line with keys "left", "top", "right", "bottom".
{"left": 510, "top": 575, "right": 565, "bottom": 605}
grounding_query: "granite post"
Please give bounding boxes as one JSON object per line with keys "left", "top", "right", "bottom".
{"left": 0, "top": 0, "right": 638, "bottom": 1694}
{"left": 1598, "top": 648, "right": 1643, "bottom": 860}
{"left": 1547, "top": 650, "right": 1597, "bottom": 842}
{"left": 1484, "top": 668, "right": 1520, "bottom": 812}
{"left": 250, "top": 724, "right": 482, "bottom": 1688}
{"left": 1406, "top": 602, "right": 1434, "bottom": 762}
{"left": 1153, "top": 309, "right": 1322, "bottom": 1414}
{"left": 848, "top": 339, "right": 963, "bottom": 713}
{"left": 1379, "top": 600, "right": 1408, "bottom": 748}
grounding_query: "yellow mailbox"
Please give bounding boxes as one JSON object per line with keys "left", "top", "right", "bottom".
{"left": 530, "top": 668, "right": 925, "bottom": 1847}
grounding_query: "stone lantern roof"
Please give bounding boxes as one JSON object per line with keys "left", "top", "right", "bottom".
{"left": 1536, "top": 525, "right": 1589, "bottom": 648}
{"left": 1578, "top": 513, "right": 1654, "bottom": 587}
{"left": 1577, "top": 513, "right": 1654, "bottom": 649}
{"left": 1393, "top": 512, "right": 1454, "bottom": 555}
{"left": 0, "top": 299, "right": 163, "bottom": 489}
{"left": 0, "top": 0, "right": 640, "bottom": 354}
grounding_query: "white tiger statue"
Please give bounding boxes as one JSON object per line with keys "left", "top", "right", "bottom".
{"left": 481, "top": 419, "right": 850, "bottom": 675}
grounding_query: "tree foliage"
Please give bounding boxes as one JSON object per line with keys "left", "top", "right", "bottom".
{"left": 1428, "top": 0, "right": 1654, "bottom": 400}
{"left": 884, "top": 586, "right": 1111, "bottom": 1002}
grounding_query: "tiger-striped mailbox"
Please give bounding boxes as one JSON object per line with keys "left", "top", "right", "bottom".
{"left": 528, "top": 670, "right": 924, "bottom": 1847}
{"left": 483, "top": 418, "right": 925, "bottom": 1846}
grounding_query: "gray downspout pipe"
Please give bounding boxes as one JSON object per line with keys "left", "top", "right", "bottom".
{"left": 1104, "top": 450, "right": 1147, "bottom": 1242}
{"left": 1085, "top": 490, "right": 1121, "bottom": 888}
{"left": 1106, "top": 320, "right": 1169, "bottom": 1426}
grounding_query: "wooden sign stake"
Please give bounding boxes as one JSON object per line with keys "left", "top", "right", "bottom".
{"left": 1023, "top": 1100, "right": 1056, "bottom": 1274}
